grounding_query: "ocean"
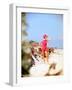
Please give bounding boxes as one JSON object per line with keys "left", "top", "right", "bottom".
{"left": 48, "top": 40, "right": 63, "bottom": 49}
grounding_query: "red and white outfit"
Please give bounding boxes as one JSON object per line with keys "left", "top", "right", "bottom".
{"left": 41, "top": 39, "right": 48, "bottom": 53}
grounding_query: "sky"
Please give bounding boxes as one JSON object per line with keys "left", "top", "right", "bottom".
{"left": 25, "top": 13, "right": 63, "bottom": 48}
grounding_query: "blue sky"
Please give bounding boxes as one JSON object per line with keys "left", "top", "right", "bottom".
{"left": 25, "top": 13, "right": 63, "bottom": 48}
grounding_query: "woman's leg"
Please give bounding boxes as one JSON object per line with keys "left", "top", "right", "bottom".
{"left": 41, "top": 49, "right": 45, "bottom": 61}
{"left": 44, "top": 51, "right": 49, "bottom": 62}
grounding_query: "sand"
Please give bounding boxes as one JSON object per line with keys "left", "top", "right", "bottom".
{"left": 29, "top": 49, "right": 63, "bottom": 76}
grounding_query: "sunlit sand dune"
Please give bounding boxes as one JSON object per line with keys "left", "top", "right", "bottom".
{"left": 29, "top": 63, "right": 50, "bottom": 76}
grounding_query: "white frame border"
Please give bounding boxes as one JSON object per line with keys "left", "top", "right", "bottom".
{"left": 9, "top": 3, "right": 70, "bottom": 86}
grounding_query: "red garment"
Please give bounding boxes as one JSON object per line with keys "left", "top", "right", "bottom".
{"left": 41, "top": 40, "right": 48, "bottom": 52}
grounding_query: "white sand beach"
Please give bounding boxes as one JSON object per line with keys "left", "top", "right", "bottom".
{"left": 29, "top": 49, "right": 63, "bottom": 76}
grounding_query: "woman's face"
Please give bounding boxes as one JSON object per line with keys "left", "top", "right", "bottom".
{"left": 45, "top": 37, "right": 48, "bottom": 40}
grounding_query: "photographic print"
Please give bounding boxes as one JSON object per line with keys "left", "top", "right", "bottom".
{"left": 21, "top": 12, "right": 63, "bottom": 77}
{"left": 9, "top": 3, "right": 69, "bottom": 86}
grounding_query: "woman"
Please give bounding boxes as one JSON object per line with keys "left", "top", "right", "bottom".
{"left": 40, "top": 34, "right": 49, "bottom": 63}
